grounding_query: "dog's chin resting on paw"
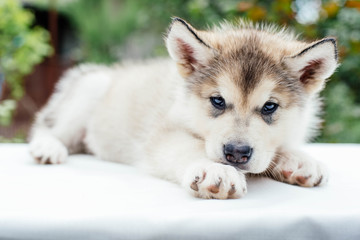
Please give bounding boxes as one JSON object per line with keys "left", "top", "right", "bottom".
{"left": 29, "top": 18, "right": 337, "bottom": 199}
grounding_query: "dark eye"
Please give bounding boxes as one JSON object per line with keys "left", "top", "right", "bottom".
{"left": 210, "top": 96, "right": 226, "bottom": 110}
{"left": 261, "top": 102, "right": 278, "bottom": 115}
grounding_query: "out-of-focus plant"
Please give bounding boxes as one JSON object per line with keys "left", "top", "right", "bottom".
{"left": 0, "top": 0, "right": 52, "bottom": 126}
{"left": 315, "top": 2, "right": 360, "bottom": 142}
{"left": 60, "top": 0, "right": 143, "bottom": 63}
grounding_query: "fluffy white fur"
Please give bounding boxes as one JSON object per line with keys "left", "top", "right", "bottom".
{"left": 29, "top": 18, "right": 338, "bottom": 199}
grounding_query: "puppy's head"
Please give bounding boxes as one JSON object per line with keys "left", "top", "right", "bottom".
{"left": 166, "top": 18, "right": 338, "bottom": 173}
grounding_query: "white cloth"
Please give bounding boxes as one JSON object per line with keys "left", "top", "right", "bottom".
{"left": 0, "top": 144, "right": 360, "bottom": 240}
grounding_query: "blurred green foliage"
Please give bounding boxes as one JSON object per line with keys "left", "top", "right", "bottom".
{"left": 316, "top": 3, "right": 360, "bottom": 142}
{"left": 60, "top": 0, "right": 142, "bottom": 63}
{"left": 0, "top": 0, "right": 52, "bottom": 126}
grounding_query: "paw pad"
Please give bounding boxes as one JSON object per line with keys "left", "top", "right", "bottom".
{"left": 206, "top": 178, "right": 222, "bottom": 194}
{"left": 295, "top": 175, "right": 311, "bottom": 185}
{"left": 282, "top": 170, "right": 293, "bottom": 179}
{"left": 228, "top": 184, "right": 236, "bottom": 196}
{"left": 190, "top": 176, "right": 200, "bottom": 191}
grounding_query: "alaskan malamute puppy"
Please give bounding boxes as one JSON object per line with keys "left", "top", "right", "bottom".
{"left": 29, "top": 18, "right": 338, "bottom": 199}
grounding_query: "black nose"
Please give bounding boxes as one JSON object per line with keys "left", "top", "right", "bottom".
{"left": 223, "top": 144, "right": 253, "bottom": 164}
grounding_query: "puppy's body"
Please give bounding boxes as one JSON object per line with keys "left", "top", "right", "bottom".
{"left": 29, "top": 19, "right": 338, "bottom": 199}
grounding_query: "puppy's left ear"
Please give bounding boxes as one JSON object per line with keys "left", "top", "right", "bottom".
{"left": 283, "top": 38, "right": 338, "bottom": 94}
{"left": 166, "top": 17, "right": 215, "bottom": 78}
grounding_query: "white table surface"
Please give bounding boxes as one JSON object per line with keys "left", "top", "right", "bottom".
{"left": 1, "top": 143, "right": 360, "bottom": 240}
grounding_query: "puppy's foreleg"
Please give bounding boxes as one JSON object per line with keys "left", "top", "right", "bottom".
{"left": 267, "top": 149, "right": 328, "bottom": 187}
{"left": 143, "top": 129, "right": 247, "bottom": 199}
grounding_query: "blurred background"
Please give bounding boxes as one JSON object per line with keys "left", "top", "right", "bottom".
{"left": 0, "top": 0, "right": 359, "bottom": 143}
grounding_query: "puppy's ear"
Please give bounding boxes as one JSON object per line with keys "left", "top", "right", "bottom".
{"left": 166, "top": 17, "right": 214, "bottom": 77}
{"left": 283, "top": 38, "right": 338, "bottom": 94}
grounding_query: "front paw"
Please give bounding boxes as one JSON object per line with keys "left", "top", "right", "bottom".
{"left": 271, "top": 150, "right": 328, "bottom": 187}
{"left": 29, "top": 136, "right": 68, "bottom": 164}
{"left": 183, "top": 163, "right": 247, "bottom": 199}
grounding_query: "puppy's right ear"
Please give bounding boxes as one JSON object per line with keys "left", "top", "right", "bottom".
{"left": 166, "top": 17, "right": 214, "bottom": 77}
